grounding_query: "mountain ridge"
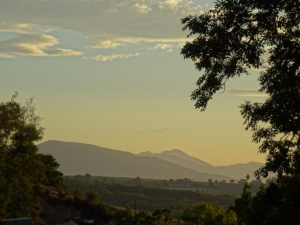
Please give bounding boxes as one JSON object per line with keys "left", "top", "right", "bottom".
{"left": 38, "top": 140, "right": 233, "bottom": 181}
{"left": 160, "top": 149, "right": 214, "bottom": 167}
{"left": 137, "top": 149, "right": 263, "bottom": 179}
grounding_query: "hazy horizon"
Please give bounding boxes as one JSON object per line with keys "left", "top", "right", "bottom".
{"left": 1, "top": 0, "right": 267, "bottom": 167}
{"left": 39, "top": 139, "right": 264, "bottom": 167}
{"left": 38, "top": 140, "right": 263, "bottom": 180}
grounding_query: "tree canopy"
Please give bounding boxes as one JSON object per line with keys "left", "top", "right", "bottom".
{"left": 181, "top": 0, "right": 300, "bottom": 178}
{"left": 0, "top": 93, "right": 65, "bottom": 220}
{"left": 182, "top": 202, "right": 238, "bottom": 225}
{"left": 114, "top": 206, "right": 173, "bottom": 225}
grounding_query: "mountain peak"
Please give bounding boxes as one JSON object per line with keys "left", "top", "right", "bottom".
{"left": 137, "top": 151, "right": 155, "bottom": 157}
{"left": 159, "top": 149, "right": 213, "bottom": 167}
{"left": 162, "top": 149, "right": 188, "bottom": 155}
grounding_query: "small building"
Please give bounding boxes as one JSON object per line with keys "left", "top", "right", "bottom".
{"left": 1, "top": 218, "right": 32, "bottom": 225}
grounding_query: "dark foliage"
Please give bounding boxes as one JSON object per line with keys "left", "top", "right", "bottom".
{"left": 181, "top": 0, "right": 300, "bottom": 223}
{"left": 181, "top": 0, "right": 300, "bottom": 178}
{"left": 0, "top": 93, "right": 65, "bottom": 220}
{"left": 231, "top": 176, "right": 300, "bottom": 225}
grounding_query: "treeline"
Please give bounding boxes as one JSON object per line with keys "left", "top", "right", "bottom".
{"left": 66, "top": 177, "right": 236, "bottom": 215}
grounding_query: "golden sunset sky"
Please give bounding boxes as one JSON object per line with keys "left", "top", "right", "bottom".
{"left": 0, "top": 0, "right": 268, "bottom": 166}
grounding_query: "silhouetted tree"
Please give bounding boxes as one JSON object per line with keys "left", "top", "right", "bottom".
{"left": 181, "top": 1, "right": 300, "bottom": 222}
{"left": 37, "top": 153, "right": 65, "bottom": 191}
{"left": 181, "top": 0, "right": 300, "bottom": 178}
{"left": 0, "top": 93, "right": 65, "bottom": 219}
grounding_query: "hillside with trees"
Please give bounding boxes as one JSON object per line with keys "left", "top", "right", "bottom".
{"left": 66, "top": 176, "right": 236, "bottom": 216}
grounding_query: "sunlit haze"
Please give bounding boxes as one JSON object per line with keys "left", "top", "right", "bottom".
{"left": 0, "top": 0, "right": 267, "bottom": 166}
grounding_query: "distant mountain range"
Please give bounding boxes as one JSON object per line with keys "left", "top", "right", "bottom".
{"left": 38, "top": 140, "right": 263, "bottom": 182}
{"left": 137, "top": 150, "right": 263, "bottom": 180}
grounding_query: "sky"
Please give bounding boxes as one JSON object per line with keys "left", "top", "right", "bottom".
{"left": 0, "top": 0, "right": 269, "bottom": 166}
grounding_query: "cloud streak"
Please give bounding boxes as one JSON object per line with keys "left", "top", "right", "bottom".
{"left": 0, "top": 53, "right": 15, "bottom": 58}
{"left": 0, "top": 34, "right": 82, "bottom": 57}
{"left": 154, "top": 43, "right": 172, "bottom": 50}
{"left": 88, "top": 40, "right": 125, "bottom": 49}
{"left": 83, "top": 53, "right": 140, "bottom": 62}
{"left": 0, "top": 22, "right": 52, "bottom": 34}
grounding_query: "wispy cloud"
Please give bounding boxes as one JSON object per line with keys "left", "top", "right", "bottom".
{"left": 0, "top": 23, "right": 32, "bottom": 34}
{"left": 148, "top": 43, "right": 174, "bottom": 52}
{"left": 154, "top": 43, "right": 172, "bottom": 50}
{"left": 45, "top": 49, "right": 82, "bottom": 56}
{"left": 0, "top": 22, "right": 52, "bottom": 34}
{"left": 89, "top": 38, "right": 189, "bottom": 50}
{"left": 88, "top": 40, "right": 126, "bottom": 49}
{"left": 83, "top": 53, "right": 140, "bottom": 62}
{"left": 0, "top": 53, "right": 15, "bottom": 58}
{"left": 228, "top": 89, "right": 268, "bottom": 97}
{"left": 0, "top": 34, "right": 82, "bottom": 57}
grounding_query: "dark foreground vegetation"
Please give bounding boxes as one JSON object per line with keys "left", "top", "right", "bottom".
{"left": 0, "top": 93, "right": 66, "bottom": 219}
{"left": 179, "top": 0, "right": 300, "bottom": 223}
